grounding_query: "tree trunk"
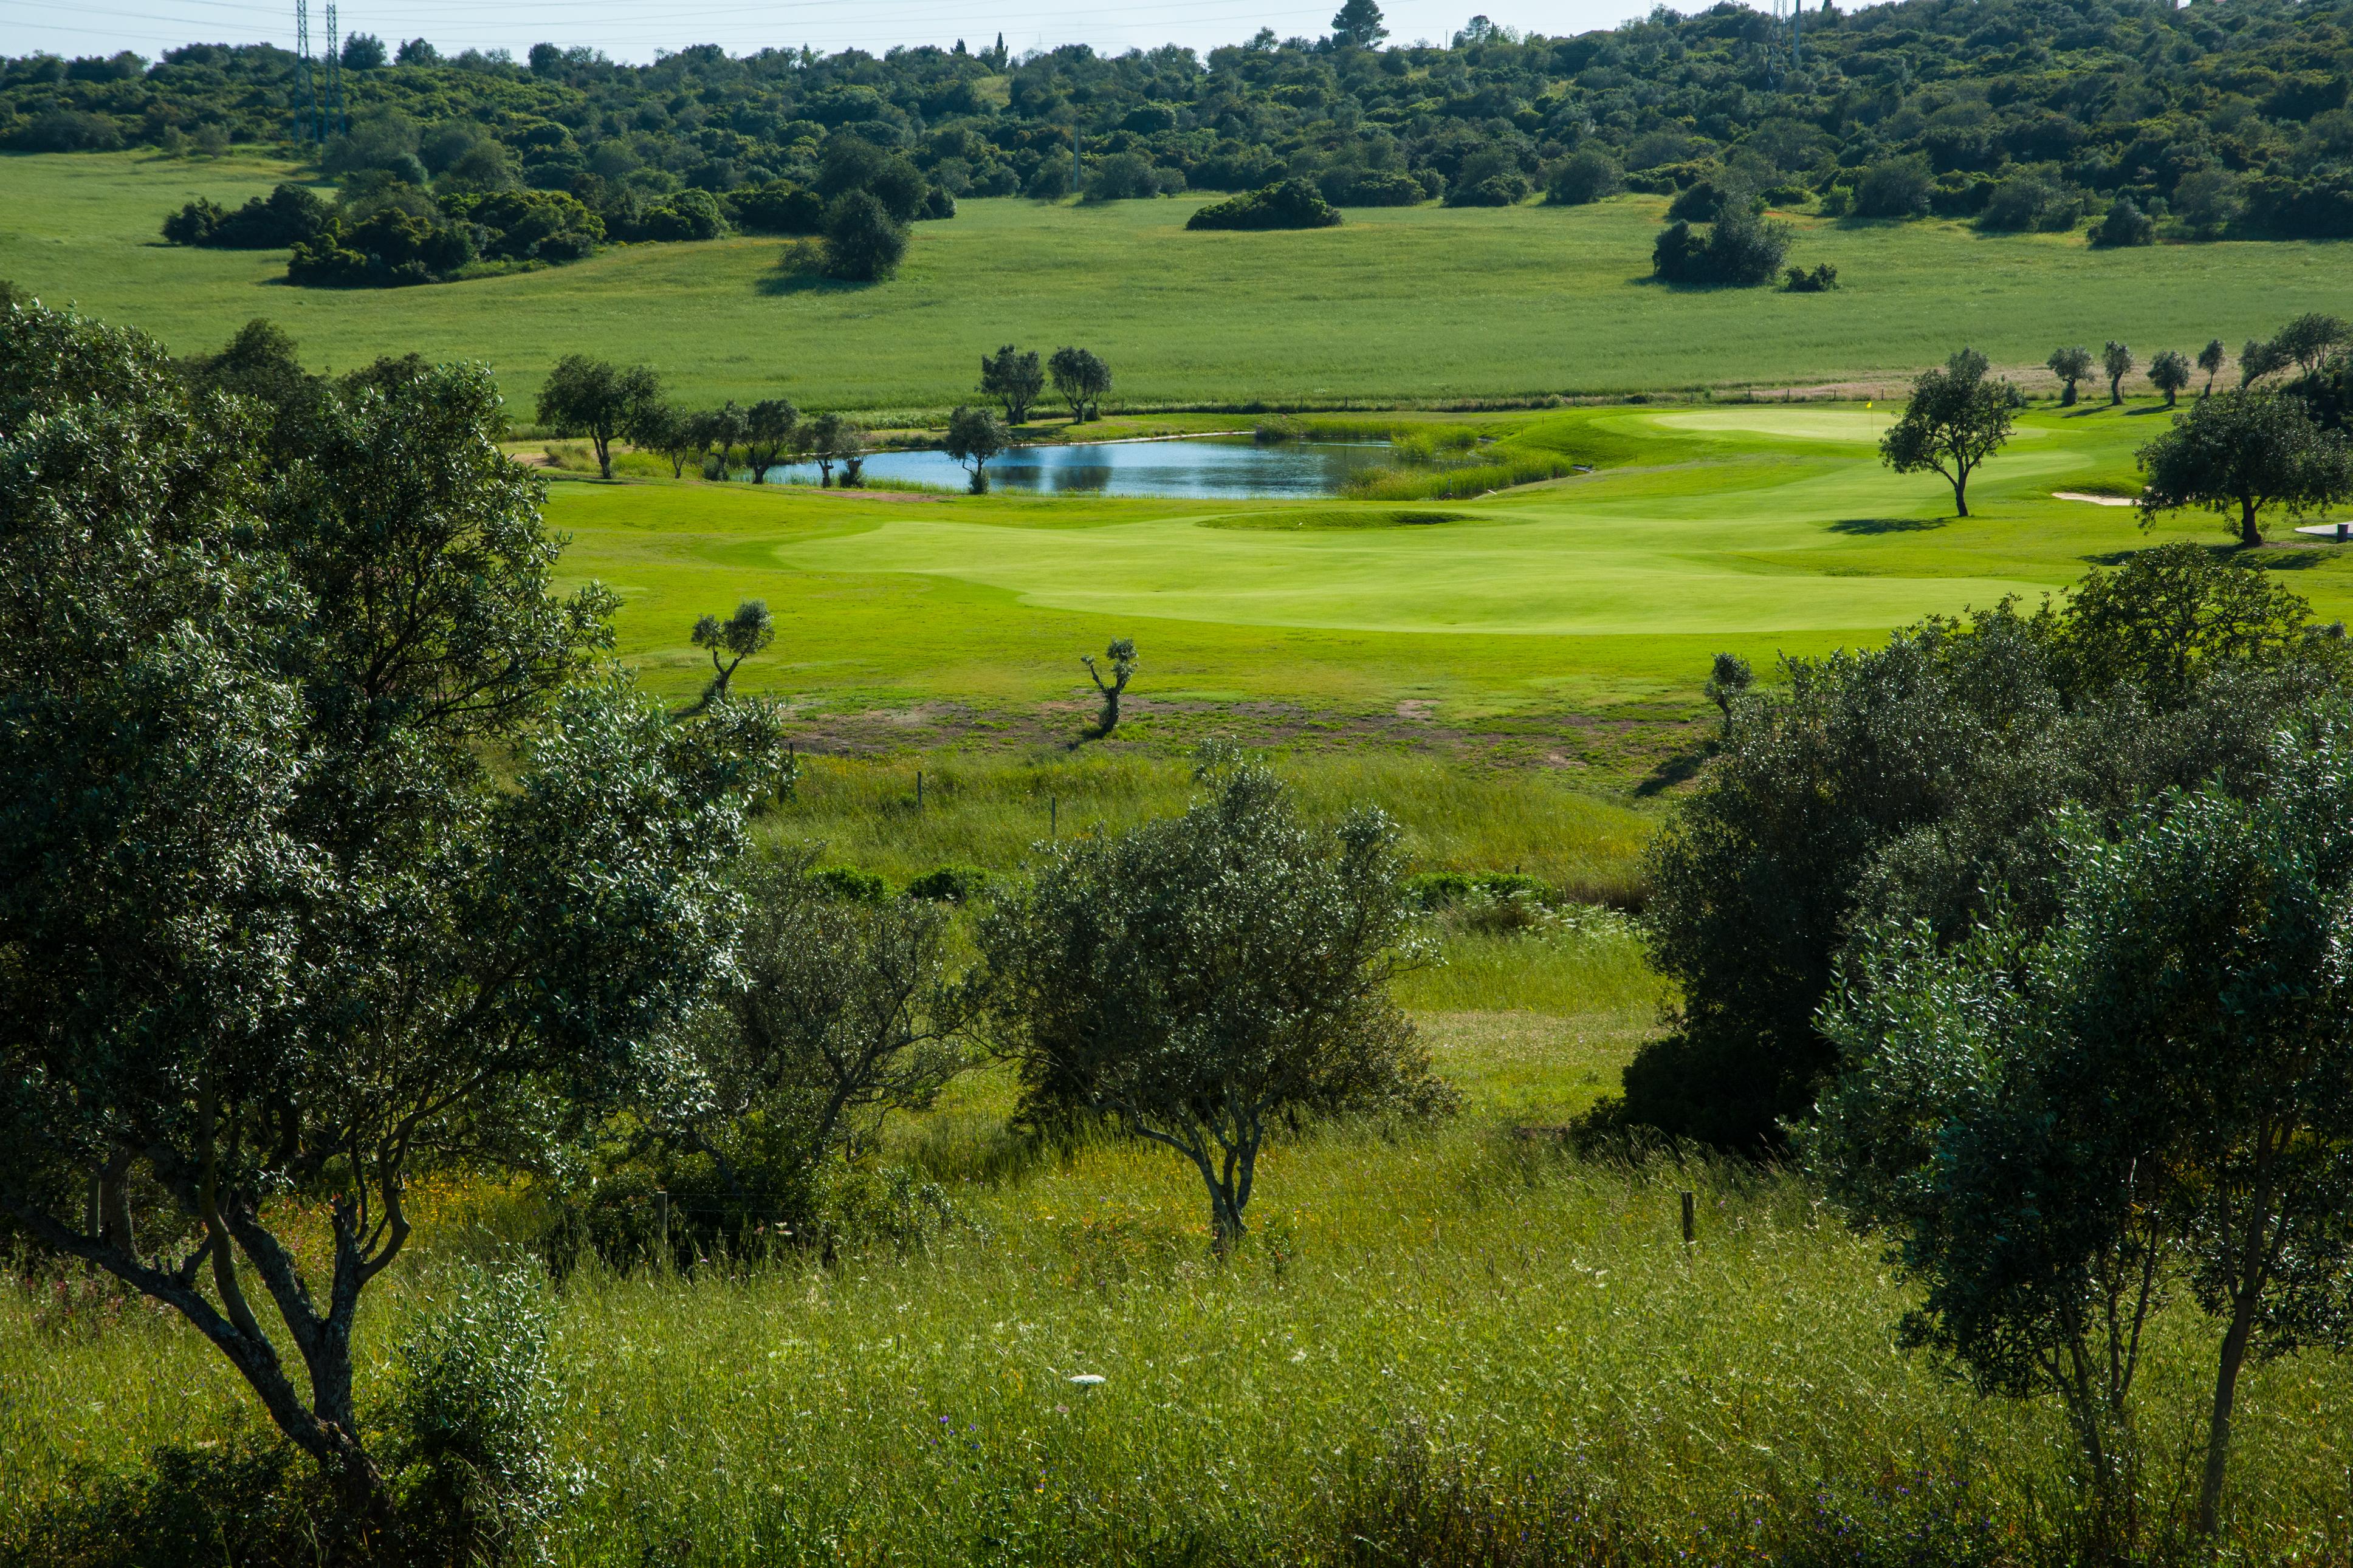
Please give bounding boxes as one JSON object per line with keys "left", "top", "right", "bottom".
{"left": 1952, "top": 474, "right": 1970, "bottom": 518}
{"left": 1098, "top": 691, "right": 1120, "bottom": 734}
{"left": 2061, "top": 382, "right": 2078, "bottom": 407}
{"left": 593, "top": 432, "right": 614, "bottom": 480}
{"left": 2241, "top": 499, "right": 2262, "bottom": 548}
{"left": 2110, "top": 378, "right": 2123, "bottom": 406}
{"left": 2197, "top": 1293, "right": 2261, "bottom": 1538}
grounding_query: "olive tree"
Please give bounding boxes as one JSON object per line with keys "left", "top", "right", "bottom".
{"left": 979, "top": 343, "right": 1044, "bottom": 424}
{"left": 742, "top": 397, "right": 799, "bottom": 482}
{"left": 0, "top": 304, "right": 789, "bottom": 1535}
{"left": 977, "top": 752, "right": 1453, "bottom": 1250}
{"left": 1048, "top": 345, "right": 1111, "bottom": 422}
{"left": 2137, "top": 389, "right": 2353, "bottom": 547}
{"left": 692, "top": 400, "right": 751, "bottom": 481}
{"left": 629, "top": 400, "right": 705, "bottom": 479}
{"left": 1703, "top": 651, "right": 1753, "bottom": 724}
{"left": 1816, "top": 717, "right": 2353, "bottom": 1546}
{"left": 2102, "top": 340, "right": 2134, "bottom": 405}
{"left": 2198, "top": 338, "right": 2227, "bottom": 396}
{"left": 535, "top": 353, "right": 660, "bottom": 479}
{"left": 1082, "top": 635, "right": 1138, "bottom": 734}
{"left": 1879, "top": 347, "right": 2018, "bottom": 517}
{"left": 2148, "top": 348, "right": 2190, "bottom": 407}
{"left": 944, "top": 403, "right": 1009, "bottom": 492}
{"left": 678, "top": 855, "right": 977, "bottom": 1191}
{"left": 688, "top": 599, "right": 776, "bottom": 711}
{"left": 2269, "top": 312, "right": 2349, "bottom": 375}
{"left": 2047, "top": 344, "right": 2094, "bottom": 406}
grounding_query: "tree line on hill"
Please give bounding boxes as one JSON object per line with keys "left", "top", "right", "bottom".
{"left": 157, "top": 127, "right": 947, "bottom": 287}
{"left": 7, "top": 0, "right": 2352, "bottom": 242}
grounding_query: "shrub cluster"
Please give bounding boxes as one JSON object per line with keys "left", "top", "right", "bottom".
{"left": 1186, "top": 177, "right": 1342, "bottom": 230}
{"left": 1650, "top": 208, "right": 1792, "bottom": 287}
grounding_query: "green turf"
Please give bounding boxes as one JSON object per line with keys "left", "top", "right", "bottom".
{"left": 9, "top": 150, "right": 2352, "bottom": 413}
{"left": 559, "top": 399, "right": 2353, "bottom": 763}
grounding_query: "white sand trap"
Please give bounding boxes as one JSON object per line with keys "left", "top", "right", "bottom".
{"left": 2053, "top": 491, "right": 2137, "bottom": 506}
{"left": 2294, "top": 522, "right": 2353, "bottom": 541}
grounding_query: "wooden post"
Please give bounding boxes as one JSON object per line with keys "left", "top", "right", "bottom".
{"left": 1050, "top": 796, "right": 1057, "bottom": 838}
{"left": 654, "top": 1190, "right": 670, "bottom": 1267}
{"left": 916, "top": 770, "right": 924, "bottom": 809}
{"left": 1681, "top": 1190, "right": 1695, "bottom": 1246}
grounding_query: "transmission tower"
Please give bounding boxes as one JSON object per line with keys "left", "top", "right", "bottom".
{"left": 325, "top": 2, "right": 346, "bottom": 137}
{"left": 294, "top": 0, "right": 318, "bottom": 142}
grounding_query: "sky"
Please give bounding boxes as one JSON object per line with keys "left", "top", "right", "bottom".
{"left": 0, "top": 0, "right": 1692, "bottom": 67}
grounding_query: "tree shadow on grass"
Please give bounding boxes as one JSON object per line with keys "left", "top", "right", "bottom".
{"left": 757, "top": 269, "right": 876, "bottom": 298}
{"left": 1634, "top": 745, "right": 1712, "bottom": 798}
{"left": 1828, "top": 516, "right": 1948, "bottom": 534}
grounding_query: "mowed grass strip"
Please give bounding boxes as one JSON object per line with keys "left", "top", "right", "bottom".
{"left": 7, "top": 151, "right": 2352, "bottom": 410}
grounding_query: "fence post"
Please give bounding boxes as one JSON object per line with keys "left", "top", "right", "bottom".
{"left": 654, "top": 1190, "right": 671, "bottom": 1269}
{"left": 1681, "top": 1190, "right": 1695, "bottom": 1247}
{"left": 916, "top": 769, "right": 924, "bottom": 809}
{"left": 1050, "top": 795, "right": 1057, "bottom": 838}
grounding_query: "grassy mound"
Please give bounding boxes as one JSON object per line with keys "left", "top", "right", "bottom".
{"left": 1198, "top": 507, "right": 1477, "bottom": 530}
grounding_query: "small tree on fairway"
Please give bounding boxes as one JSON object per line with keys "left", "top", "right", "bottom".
{"left": 0, "top": 304, "right": 789, "bottom": 1536}
{"left": 742, "top": 398, "right": 799, "bottom": 483}
{"left": 689, "top": 599, "right": 775, "bottom": 710}
{"left": 1704, "top": 651, "right": 1753, "bottom": 725}
{"left": 536, "top": 354, "right": 661, "bottom": 479}
{"left": 977, "top": 751, "right": 1454, "bottom": 1251}
{"left": 2198, "top": 338, "right": 2227, "bottom": 396}
{"left": 1048, "top": 345, "right": 1111, "bottom": 422}
{"left": 2148, "top": 348, "right": 2191, "bottom": 407}
{"left": 944, "top": 403, "right": 1009, "bottom": 491}
{"left": 2102, "top": 340, "right": 2135, "bottom": 405}
{"left": 1880, "top": 347, "right": 2019, "bottom": 518}
{"left": 2047, "top": 344, "right": 2094, "bottom": 406}
{"left": 979, "top": 343, "right": 1045, "bottom": 423}
{"left": 1330, "top": 0, "right": 1388, "bottom": 47}
{"left": 1082, "top": 636, "right": 1138, "bottom": 734}
{"left": 2137, "top": 390, "right": 2353, "bottom": 547}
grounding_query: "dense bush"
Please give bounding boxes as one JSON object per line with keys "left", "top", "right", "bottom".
{"left": 821, "top": 189, "right": 909, "bottom": 279}
{"left": 1975, "top": 172, "right": 2080, "bottom": 232}
{"left": 1321, "top": 168, "right": 1425, "bottom": 205}
{"left": 1850, "top": 157, "right": 1933, "bottom": 219}
{"left": 729, "top": 178, "right": 827, "bottom": 234}
{"left": 628, "top": 186, "right": 730, "bottom": 241}
{"left": 1587, "top": 546, "right": 2353, "bottom": 1151}
{"left": 160, "top": 182, "right": 331, "bottom": 248}
{"left": 2089, "top": 195, "right": 2157, "bottom": 247}
{"left": 1651, "top": 210, "right": 1790, "bottom": 287}
{"left": 286, "top": 207, "right": 476, "bottom": 286}
{"left": 1186, "top": 177, "right": 1342, "bottom": 231}
{"left": 1545, "top": 148, "right": 1621, "bottom": 205}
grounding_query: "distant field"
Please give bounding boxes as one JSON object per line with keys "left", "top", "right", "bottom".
{"left": 556, "top": 399, "right": 2353, "bottom": 779}
{"left": 7, "top": 150, "right": 2352, "bottom": 413}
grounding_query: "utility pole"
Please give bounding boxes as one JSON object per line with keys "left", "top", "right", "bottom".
{"left": 325, "top": 1, "right": 345, "bottom": 137}
{"left": 294, "top": 0, "right": 317, "bottom": 142}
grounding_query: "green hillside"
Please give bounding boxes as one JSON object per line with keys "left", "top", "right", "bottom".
{"left": 6, "top": 151, "right": 2349, "bottom": 412}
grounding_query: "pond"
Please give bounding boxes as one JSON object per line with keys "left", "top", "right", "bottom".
{"left": 755, "top": 434, "right": 1393, "bottom": 499}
